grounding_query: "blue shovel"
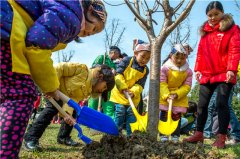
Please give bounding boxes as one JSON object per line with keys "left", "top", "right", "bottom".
{"left": 49, "top": 98, "right": 92, "bottom": 144}
{"left": 57, "top": 91, "right": 119, "bottom": 136}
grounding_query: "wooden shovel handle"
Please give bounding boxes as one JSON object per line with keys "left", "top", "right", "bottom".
{"left": 57, "top": 90, "right": 70, "bottom": 103}
{"left": 168, "top": 99, "right": 173, "bottom": 112}
{"left": 124, "top": 91, "right": 135, "bottom": 109}
{"left": 48, "top": 97, "right": 76, "bottom": 125}
{"left": 97, "top": 95, "right": 102, "bottom": 112}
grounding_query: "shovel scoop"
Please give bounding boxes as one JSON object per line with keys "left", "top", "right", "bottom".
{"left": 124, "top": 91, "right": 148, "bottom": 132}
{"left": 58, "top": 91, "right": 119, "bottom": 136}
{"left": 49, "top": 98, "right": 92, "bottom": 144}
{"left": 158, "top": 99, "right": 180, "bottom": 135}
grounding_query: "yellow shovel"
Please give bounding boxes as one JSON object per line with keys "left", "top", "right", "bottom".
{"left": 158, "top": 99, "right": 180, "bottom": 135}
{"left": 124, "top": 91, "right": 148, "bottom": 132}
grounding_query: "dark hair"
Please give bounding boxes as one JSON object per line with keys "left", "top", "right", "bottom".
{"left": 188, "top": 101, "right": 197, "bottom": 113}
{"left": 109, "top": 46, "right": 121, "bottom": 54}
{"left": 95, "top": 64, "right": 115, "bottom": 101}
{"left": 119, "top": 53, "right": 128, "bottom": 58}
{"left": 206, "top": 1, "right": 224, "bottom": 14}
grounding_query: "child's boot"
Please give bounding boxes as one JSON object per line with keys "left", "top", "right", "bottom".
{"left": 212, "top": 134, "right": 226, "bottom": 148}
{"left": 183, "top": 131, "right": 204, "bottom": 143}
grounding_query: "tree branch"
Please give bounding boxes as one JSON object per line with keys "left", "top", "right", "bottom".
{"left": 166, "top": 0, "right": 195, "bottom": 35}
{"left": 173, "top": 0, "right": 185, "bottom": 14}
{"left": 124, "top": 0, "right": 150, "bottom": 30}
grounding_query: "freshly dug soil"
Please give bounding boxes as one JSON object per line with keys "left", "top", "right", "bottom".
{"left": 82, "top": 131, "right": 235, "bottom": 159}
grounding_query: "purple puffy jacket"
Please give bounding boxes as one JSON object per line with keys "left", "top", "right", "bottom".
{"left": 1, "top": 0, "right": 83, "bottom": 49}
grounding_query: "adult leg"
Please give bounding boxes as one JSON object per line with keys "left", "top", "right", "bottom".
{"left": 196, "top": 84, "right": 216, "bottom": 132}
{"left": 213, "top": 82, "right": 233, "bottom": 148}
{"left": 184, "top": 83, "right": 216, "bottom": 143}
{"left": 204, "top": 91, "right": 217, "bottom": 138}
{"left": 227, "top": 88, "right": 240, "bottom": 143}
{"left": 215, "top": 83, "right": 232, "bottom": 134}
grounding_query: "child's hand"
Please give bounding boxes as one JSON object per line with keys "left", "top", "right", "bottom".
{"left": 64, "top": 115, "right": 75, "bottom": 126}
{"left": 45, "top": 90, "right": 60, "bottom": 100}
{"left": 167, "top": 93, "right": 177, "bottom": 103}
{"left": 226, "top": 71, "right": 234, "bottom": 83}
{"left": 170, "top": 93, "right": 178, "bottom": 99}
{"left": 195, "top": 71, "right": 201, "bottom": 82}
{"left": 123, "top": 90, "right": 134, "bottom": 98}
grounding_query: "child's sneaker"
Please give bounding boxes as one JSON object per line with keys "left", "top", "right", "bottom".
{"left": 160, "top": 136, "right": 169, "bottom": 142}
{"left": 171, "top": 136, "right": 179, "bottom": 143}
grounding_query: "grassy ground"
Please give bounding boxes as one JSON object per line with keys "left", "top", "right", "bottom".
{"left": 20, "top": 124, "right": 240, "bottom": 159}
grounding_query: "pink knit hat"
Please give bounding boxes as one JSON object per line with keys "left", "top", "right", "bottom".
{"left": 133, "top": 39, "right": 151, "bottom": 52}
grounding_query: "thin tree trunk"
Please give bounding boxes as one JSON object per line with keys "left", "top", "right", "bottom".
{"left": 147, "top": 39, "right": 162, "bottom": 139}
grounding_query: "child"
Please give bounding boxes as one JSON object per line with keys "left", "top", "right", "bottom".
{"left": 1, "top": 1, "right": 107, "bottom": 158}
{"left": 110, "top": 39, "right": 151, "bottom": 136}
{"left": 181, "top": 101, "right": 198, "bottom": 135}
{"left": 24, "top": 63, "right": 115, "bottom": 151}
{"left": 184, "top": 1, "right": 240, "bottom": 148}
{"left": 88, "top": 46, "right": 121, "bottom": 119}
{"left": 159, "top": 44, "right": 193, "bottom": 142}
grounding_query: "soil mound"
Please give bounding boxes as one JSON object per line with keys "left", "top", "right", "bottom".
{"left": 82, "top": 132, "right": 234, "bottom": 159}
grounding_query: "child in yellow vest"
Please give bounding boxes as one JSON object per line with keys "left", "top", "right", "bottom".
{"left": 110, "top": 39, "right": 151, "bottom": 136}
{"left": 159, "top": 44, "right": 193, "bottom": 142}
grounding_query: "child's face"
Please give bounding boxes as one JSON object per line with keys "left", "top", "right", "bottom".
{"left": 134, "top": 51, "right": 151, "bottom": 66}
{"left": 109, "top": 50, "right": 120, "bottom": 61}
{"left": 171, "top": 53, "right": 187, "bottom": 67}
{"left": 207, "top": 8, "right": 224, "bottom": 26}
{"left": 78, "top": 7, "right": 104, "bottom": 37}
{"left": 93, "top": 81, "right": 107, "bottom": 94}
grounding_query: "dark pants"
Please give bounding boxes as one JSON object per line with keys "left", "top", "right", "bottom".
{"left": 24, "top": 99, "right": 76, "bottom": 142}
{"left": 197, "top": 82, "right": 233, "bottom": 134}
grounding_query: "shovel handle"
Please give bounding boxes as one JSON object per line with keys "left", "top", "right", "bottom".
{"left": 97, "top": 95, "right": 102, "bottom": 112}
{"left": 48, "top": 97, "right": 76, "bottom": 125}
{"left": 124, "top": 91, "right": 135, "bottom": 110}
{"left": 168, "top": 99, "right": 173, "bottom": 112}
{"left": 57, "top": 90, "right": 70, "bottom": 103}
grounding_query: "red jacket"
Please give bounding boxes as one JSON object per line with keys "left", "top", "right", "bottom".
{"left": 195, "top": 14, "right": 240, "bottom": 84}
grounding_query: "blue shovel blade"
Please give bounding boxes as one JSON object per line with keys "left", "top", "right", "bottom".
{"left": 68, "top": 99, "right": 119, "bottom": 136}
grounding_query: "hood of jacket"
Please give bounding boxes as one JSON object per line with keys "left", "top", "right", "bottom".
{"left": 199, "top": 14, "right": 234, "bottom": 36}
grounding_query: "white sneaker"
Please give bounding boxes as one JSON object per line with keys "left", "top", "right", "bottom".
{"left": 160, "top": 136, "right": 169, "bottom": 142}
{"left": 171, "top": 136, "right": 179, "bottom": 143}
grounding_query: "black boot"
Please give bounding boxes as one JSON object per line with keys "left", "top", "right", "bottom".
{"left": 57, "top": 137, "right": 80, "bottom": 146}
{"left": 57, "top": 113, "right": 80, "bottom": 147}
{"left": 24, "top": 140, "right": 42, "bottom": 151}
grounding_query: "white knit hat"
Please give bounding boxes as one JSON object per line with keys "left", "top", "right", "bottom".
{"left": 171, "top": 44, "right": 187, "bottom": 54}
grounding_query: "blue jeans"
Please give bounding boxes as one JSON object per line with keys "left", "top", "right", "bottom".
{"left": 204, "top": 88, "right": 240, "bottom": 140}
{"left": 228, "top": 90, "right": 240, "bottom": 140}
{"left": 114, "top": 104, "right": 136, "bottom": 136}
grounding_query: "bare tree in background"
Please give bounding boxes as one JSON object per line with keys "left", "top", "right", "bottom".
{"left": 104, "top": 18, "right": 126, "bottom": 52}
{"left": 235, "top": 0, "right": 240, "bottom": 12}
{"left": 122, "top": 0, "right": 196, "bottom": 139}
{"left": 169, "top": 18, "right": 191, "bottom": 46}
{"left": 57, "top": 50, "right": 75, "bottom": 63}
